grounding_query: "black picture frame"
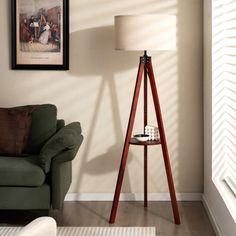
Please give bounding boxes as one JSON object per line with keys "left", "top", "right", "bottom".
{"left": 12, "top": 0, "right": 69, "bottom": 70}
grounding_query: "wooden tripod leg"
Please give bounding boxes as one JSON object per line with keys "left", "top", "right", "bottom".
{"left": 109, "top": 61, "right": 145, "bottom": 224}
{"left": 144, "top": 67, "right": 148, "bottom": 208}
{"left": 146, "top": 61, "right": 181, "bottom": 224}
{"left": 144, "top": 146, "right": 148, "bottom": 207}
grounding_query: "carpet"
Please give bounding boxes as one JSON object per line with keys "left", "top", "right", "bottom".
{"left": 0, "top": 226, "right": 155, "bottom": 236}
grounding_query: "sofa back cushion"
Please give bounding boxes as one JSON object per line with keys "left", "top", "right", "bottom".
{"left": 16, "top": 104, "right": 57, "bottom": 154}
{"left": 0, "top": 108, "right": 32, "bottom": 155}
{"left": 56, "top": 119, "right": 65, "bottom": 132}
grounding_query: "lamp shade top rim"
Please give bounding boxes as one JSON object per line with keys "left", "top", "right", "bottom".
{"left": 115, "top": 14, "right": 175, "bottom": 18}
{"left": 114, "top": 14, "right": 177, "bottom": 51}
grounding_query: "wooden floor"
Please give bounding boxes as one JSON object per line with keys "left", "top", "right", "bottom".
{"left": 0, "top": 201, "right": 215, "bottom": 236}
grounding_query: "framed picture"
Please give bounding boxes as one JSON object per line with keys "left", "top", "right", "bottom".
{"left": 12, "top": 0, "right": 69, "bottom": 70}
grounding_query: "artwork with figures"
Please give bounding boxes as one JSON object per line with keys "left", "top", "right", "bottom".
{"left": 19, "top": 0, "right": 61, "bottom": 52}
{"left": 12, "top": 0, "right": 69, "bottom": 70}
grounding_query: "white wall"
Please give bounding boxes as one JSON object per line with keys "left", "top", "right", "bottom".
{"left": 0, "top": 0, "right": 203, "bottom": 195}
{"left": 203, "top": 0, "right": 236, "bottom": 235}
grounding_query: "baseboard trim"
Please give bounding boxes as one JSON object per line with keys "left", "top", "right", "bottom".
{"left": 202, "top": 194, "right": 223, "bottom": 236}
{"left": 65, "top": 193, "right": 202, "bottom": 201}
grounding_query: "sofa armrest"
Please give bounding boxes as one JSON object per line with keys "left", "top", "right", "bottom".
{"left": 50, "top": 135, "right": 83, "bottom": 209}
{"left": 16, "top": 217, "right": 57, "bottom": 236}
{"left": 39, "top": 122, "right": 83, "bottom": 173}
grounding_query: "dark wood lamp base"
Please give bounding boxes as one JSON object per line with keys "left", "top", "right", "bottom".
{"left": 109, "top": 51, "right": 180, "bottom": 225}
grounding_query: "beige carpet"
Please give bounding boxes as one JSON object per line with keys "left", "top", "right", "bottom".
{"left": 0, "top": 226, "right": 155, "bottom": 236}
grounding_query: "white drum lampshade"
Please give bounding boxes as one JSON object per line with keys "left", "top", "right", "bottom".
{"left": 115, "top": 15, "right": 176, "bottom": 51}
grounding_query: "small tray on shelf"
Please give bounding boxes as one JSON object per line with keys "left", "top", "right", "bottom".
{"left": 129, "top": 138, "right": 161, "bottom": 146}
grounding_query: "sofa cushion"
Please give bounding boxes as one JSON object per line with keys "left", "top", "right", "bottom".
{"left": 0, "top": 108, "right": 32, "bottom": 155}
{"left": 0, "top": 156, "right": 46, "bottom": 187}
{"left": 15, "top": 104, "right": 57, "bottom": 154}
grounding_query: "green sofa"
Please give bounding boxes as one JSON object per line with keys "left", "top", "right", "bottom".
{"left": 0, "top": 104, "right": 83, "bottom": 210}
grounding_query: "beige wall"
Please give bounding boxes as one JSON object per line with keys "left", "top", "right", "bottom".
{"left": 0, "top": 0, "right": 203, "bottom": 194}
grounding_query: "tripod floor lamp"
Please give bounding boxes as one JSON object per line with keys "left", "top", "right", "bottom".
{"left": 109, "top": 15, "right": 180, "bottom": 224}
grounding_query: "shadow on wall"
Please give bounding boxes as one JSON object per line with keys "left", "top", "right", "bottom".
{"left": 69, "top": 26, "right": 140, "bottom": 192}
{"left": 70, "top": 26, "right": 140, "bottom": 75}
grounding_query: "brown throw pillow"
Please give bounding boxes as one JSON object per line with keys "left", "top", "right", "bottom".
{"left": 0, "top": 108, "right": 33, "bottom": 155}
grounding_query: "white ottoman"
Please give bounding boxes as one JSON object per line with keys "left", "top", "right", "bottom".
{"left": 16, "top": 217, "right": 57, "bottom": 236}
